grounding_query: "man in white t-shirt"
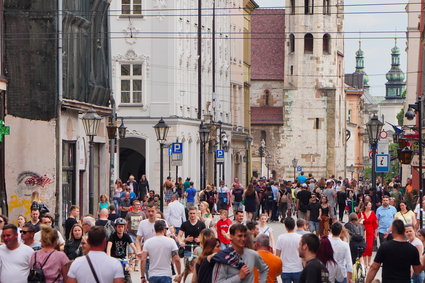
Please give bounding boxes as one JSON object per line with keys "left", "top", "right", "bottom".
{"left": 33, "top": 214, "right": 65, "bottom": 247}
{"left": 0, "top": 224, "right": 34, "bottom": 283}
{"left": 275, "top": 217, "right": 303, "bottom": 282}
{"left": 68, "top": 226, "right": 124, "bottom": 283}
{"left": 165, "top": 194, "right": 186, "bottom": 233}
{"left": 141, "top": 220, "right": 181, "bottom": 283}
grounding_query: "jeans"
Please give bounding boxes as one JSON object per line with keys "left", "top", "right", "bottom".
{"left": 336, "top": 278, "right": 347, "bottom": 283}
{"left": 412, "top": 271, "right": 425, "bottom": 283}
{"left": 233, "top": 202, "right": 243, "bottom": 212}
{"left": 149, "top": 276, "right": 172, "bottom": 283}
{"left": 281, "top": 272, "right": 301, "bottom": 283}
{"left": 220, "top": 243, "right": 229, "bottom": 250}
{"left": 338, "top": 203, "right": 345, "bottom": 221}
{"left": 309, "top": 221, "right": 320, "bottom": 233}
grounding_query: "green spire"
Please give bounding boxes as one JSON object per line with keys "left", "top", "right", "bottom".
{"left": 354, "top": 40, "right": 369, "bottom": 87}
{"left": 385, "top": 38, "right": 405, "bottom": 99}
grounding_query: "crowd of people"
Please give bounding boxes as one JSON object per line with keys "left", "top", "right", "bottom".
{"left": 0, "top": 172, "right": 424, "bottom": 282}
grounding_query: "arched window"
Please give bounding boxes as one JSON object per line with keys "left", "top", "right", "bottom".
{"left": 289, "top": 34, "right": 295, "bottom": 53}
{"left": 261, "top": 131, "right": 267, "bottom": 144}
{"left": 323, "top": 34, "right": 331, "bottom": 54}
{"left": 304, "top": 33, "right": 314, "bottom": 53}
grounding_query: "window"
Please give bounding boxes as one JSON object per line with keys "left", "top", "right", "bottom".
{"left": 261, "top": 130, "right": 267, "bottom": 144}
{"left": 314, "top": 118, "right": 320, "bottom": 129}
{"left": 305, "top": 0, "right": 314, "bottom": 14}
{"left": 347, "top": 109, "right": 352, "bottom": 122}
{"left": 304, "top": 33, "right": 314, "bottom": 53}
{"left": 264, "top": 90, "right": 270, "bottom": 106}
{"left": 122, "top": 0, "right": 142, "bottom": 15}
{"left": 289, "top": 34, "right": 295, "bottom": 53}
{"left": 291, "top": 0, "right": 296, "bottom": 14}
{"left": 323, "top": 34, "right": 331, "bottom": 54}
{"left": 323, "top": 0, "right": 330, "bottom": 15}
{"left": 121, "top": 63, "right": 143, "bottom": 104}
{"left": 290, "top": 65, "right": 294, "bottom": 75}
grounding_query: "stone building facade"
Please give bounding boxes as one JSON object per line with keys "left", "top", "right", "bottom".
{"left": 251, "top": 0, "right": 346, "bottom": 180}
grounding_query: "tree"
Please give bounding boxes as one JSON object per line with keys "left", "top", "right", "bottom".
{"left": 396, "top": 108, "right": 404, "bottom": 126}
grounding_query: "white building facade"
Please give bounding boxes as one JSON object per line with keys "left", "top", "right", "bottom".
{"left": 110, "top": 0, "right": 233, "bottom": 189}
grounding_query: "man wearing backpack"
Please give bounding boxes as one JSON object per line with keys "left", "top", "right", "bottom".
{"left": 68, "top": 226, "right": 124, "bottom": 283}
{"left": 217, "top": 180, "right": 230, "bottom": 211}
{"left": 0, "top": 224, "right": 34, "bottom": 283}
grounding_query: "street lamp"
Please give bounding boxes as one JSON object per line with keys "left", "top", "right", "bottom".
{"left": 266, "top": 153, "right": 272, "bottom": 179}
{"left": 398, "top": 146, "right": 413, "bottom": 165}
{"left": 405, "top": 98, "right": 423, "bottom": 227}
{"left": 118, "top": 118, "right": 127, "bottom": 139}
{"left": 81, "top": 109, "right": 101, "bottom": 214}
{"left": 292, "top": 158, "right": 298, "bottom": 181}
{"left": 259, "top": 139, "right": 265, "bottom": 177}
{"left": 154, "top": 118, "right": 170, "bottom": 212}
{"left": 199, "top": 122, "right": 210, "bottom": 190}
{"left": 348, "top": 164, "right": 355, "bottom": 180}
{"left": 366, "top": 114, "right": 384, "bottom": 192}
{"left": 244, "top": 135, "right": 252, "bottom": 186}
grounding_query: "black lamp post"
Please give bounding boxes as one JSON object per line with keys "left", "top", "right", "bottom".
{"left": 259, "top": 139, "right": 265, "bottom": 177}
{"left": 292, "top": 158, "right": 298, "bottom": 181}
{"left": 199, "top": 122, "right": 210, "bottom": 190}
{"left": 106, "top": 117, "right": 118, "bottom": 200}
{"left": 154, "top": 118, "right": 170, "bottom": 212}
{"left": 244, "top": 135, "right": 252, "bottom": 186}
{"left": 366, "top": 114, "right": 384, "bottom": 192}
{"left": 405, "top": 98, "right": 423, "bottom": 228}
{"left": 81, "top": 109, "right": 101, "bottom": 214}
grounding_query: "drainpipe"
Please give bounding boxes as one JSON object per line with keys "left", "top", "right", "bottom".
{"left": 55, "top": 0, "right": 64, "bottom": 227}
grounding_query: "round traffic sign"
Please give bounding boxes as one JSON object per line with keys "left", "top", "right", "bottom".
{"left": 379, "top": 130, "right": 388, "bottom": 139}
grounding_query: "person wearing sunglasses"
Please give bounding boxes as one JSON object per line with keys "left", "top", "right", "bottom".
{"left": 20, "top": 223, "right": 41, "bottom": 251}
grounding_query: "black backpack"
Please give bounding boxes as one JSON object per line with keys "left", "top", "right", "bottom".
{"left": 28, "top": 251, "right": 57, "bottom": 283}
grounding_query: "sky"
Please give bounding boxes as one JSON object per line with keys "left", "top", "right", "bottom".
{"left": 255, "top": 0, "right": 408, "bottom": 97}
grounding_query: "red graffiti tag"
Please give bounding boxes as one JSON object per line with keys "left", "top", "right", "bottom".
{"left": 24, "top": 174, "right": 53, "bottom": 188}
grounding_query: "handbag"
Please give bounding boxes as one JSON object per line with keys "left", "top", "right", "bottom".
{"left": 178, "top": 246, "right": 185, "bottom": 258}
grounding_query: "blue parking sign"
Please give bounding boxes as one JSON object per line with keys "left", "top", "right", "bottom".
{"left": 216, "top": 150, "right": 225, "bottom": 158}
{"left": 172, "top": 143, "right": 183, "bottom": 154}
{"left": 168, "top": 147, "right": 172, "bottom": 156}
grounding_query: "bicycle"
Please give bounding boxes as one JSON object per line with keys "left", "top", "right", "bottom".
{"left": 352, "top": 247, "right": 366, "bottom": 283}
{"left": 118, "top": 258, "right": 133, "bottom": 283}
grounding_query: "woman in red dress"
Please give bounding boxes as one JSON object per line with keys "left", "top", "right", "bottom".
{"left": 358, "top": 201, "right": 377, "bottom": 268}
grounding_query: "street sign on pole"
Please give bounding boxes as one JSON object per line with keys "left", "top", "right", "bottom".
{"left": 297, "top": 166, "right": 302, "bottom": 172}
{"left": 171, "top": 153, "right": 183, "bottom": 166}
{"left": 168, "top": 147, "right": 172, "bottom": 156}
{"left": 172, "top": 143, "right": 183, "bottom": 154}
{"left": 216, "top": 150, "right": 224, "bottom": 164}
{"left": 375, "top": 154, "right": 390, "bottom": 173}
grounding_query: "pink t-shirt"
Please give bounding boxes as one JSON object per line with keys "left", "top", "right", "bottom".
{"left": 29, "top": 250, "right": 69, "bottom": 283}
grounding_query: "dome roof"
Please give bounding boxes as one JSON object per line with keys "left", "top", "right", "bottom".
{"left": 386, "top": 68, "right": 405, "bottom": 82}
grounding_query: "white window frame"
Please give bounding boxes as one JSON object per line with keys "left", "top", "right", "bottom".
{"left": 119, "top": 62, "right": 143, "bottom": 105}
{"left": 121, "top": 0, "right": 142, "bottom": 15}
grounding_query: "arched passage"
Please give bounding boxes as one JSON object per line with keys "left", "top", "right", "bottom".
{"left": 119, "top": 137, "right": 146, "bottom": 181}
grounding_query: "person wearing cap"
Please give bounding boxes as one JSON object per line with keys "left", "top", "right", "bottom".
{"left": 141, "top": 220, "right": 181, "bottom": 283}
{"left": 296, "top": 184, "right": 311, "bottom": 220}
{"left": 165, "top": 193, "right": 186, "bottom": 234}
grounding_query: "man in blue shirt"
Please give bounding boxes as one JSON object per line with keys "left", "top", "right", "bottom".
{"left": 185, "top": 182, "right": 197, "bottom": 208}
{"left": 297, "top": 172, "right": 307, "bottom": 184}
{"left": 376, "top": 195, "right": 397, "bottom": 245}
{"left": 270, "top": 181, "right": 279, "bottom": 221}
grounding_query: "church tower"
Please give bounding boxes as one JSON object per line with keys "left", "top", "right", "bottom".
{"left": 385, "top": 39, "right": 406, "bottom": 99}
{"left": 354, "top": 41, "right": 370, "bottom": 92}
{"left": 281, "top": 0, "right": 346, "bottom": 178}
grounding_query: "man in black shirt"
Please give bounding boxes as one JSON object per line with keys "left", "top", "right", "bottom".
{"left": 297, "top": 184, "right": 312, "bottom": 220}
{"left": 298, "top": 233, "right": 329, "bottom": 283}
{"left": 64, "top": 205, "right": 79, "bottom": 239}
{"left": 106, "top": 218, "right": 140, "bottom": 259}
{"left": 366, "top": 219, "right": 422, "bottom": 283}
{"left": 177, "top": 207, "right": 206, "bottom": 257}
{"left": 307, "top": 196, "right": 320, "bottom": 234}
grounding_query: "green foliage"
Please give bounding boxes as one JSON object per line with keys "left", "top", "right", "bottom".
{"left": 396, "top": 108, "right": 404, "bottom": 126}
{"left": 402, "top": 89, "right": 406, "bottom": 98}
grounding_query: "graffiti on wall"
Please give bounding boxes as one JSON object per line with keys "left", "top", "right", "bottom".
{"left": 9, "top": 171, "right": 55, "bottom": 218}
